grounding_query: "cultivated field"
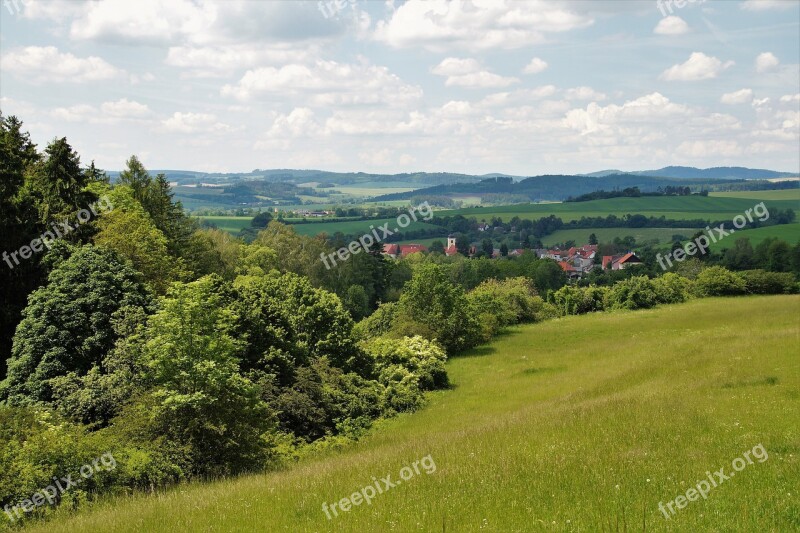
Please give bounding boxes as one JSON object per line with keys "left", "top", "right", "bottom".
{"left": 709, "top": 222, "right": 800, "bottom": 251}
{"left": 28, "top": 296, "right": 800, "bottom": 532}
{"left": 710, "top": 190, "right": 800, "bottom": 201}
{"left": 195, "top": 216, "right": 254, "bottom": 234}
{"left": 541, "top": 227, "right": 698, "bottom": 247}
{"left": 288, "top": 218, "right": 438, "bottom": 237}
{"left": 439, "top": 195, "right": 800, "bottom": 223}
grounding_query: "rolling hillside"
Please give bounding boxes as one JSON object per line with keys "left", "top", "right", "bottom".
{"left": 438, "top": 195, "right": 799, "bottom": 223}
{"left": 29, "top": 296, "right": 800, "bottom": 532}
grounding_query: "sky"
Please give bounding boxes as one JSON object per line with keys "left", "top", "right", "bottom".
{"left": 0, "top": 0, "right": 798, "bottom": 175}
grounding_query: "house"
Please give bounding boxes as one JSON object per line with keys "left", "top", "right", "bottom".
{"left": 399, "top": 244, "right": 427, "bottom": 257}
{"left": 477, "top": 223, "right": 491, "bottom": 232}
{"left": 382, "top": 244, "right": 400, "bottom": 259}
{"left": 558, "top": 261, "right": 581, "bottom": 279}
{"left": 603, "top": 252, "right": 643, "bottom": 270}
{"left": 382, "top": 243, "right": 428, "bottom": 259}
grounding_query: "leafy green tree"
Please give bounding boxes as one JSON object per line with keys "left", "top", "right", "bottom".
{"left": 722, "top": 238, "right": 754, "bottom": 271}
{"left": 251, "top": 211, "right": 273, "bottom": 228}
{"left": 530, "top": 259, "right": 566, "bottom": 296}
{"left": 455, "top": 235, "right": 470, "bottom": 256}
{"left": 1, "top": 245, "right": 152, "bottom": 404}
{"left": 694, "top": 266, "right": 746, "bottom": 296}
{"left": 142, "top": 275, "right": 275, "bottom": 475}
{"left": 606, "top": 276, "right": 659, "bottom": 310}
{"left": 766, "top": 239, "right": 791, "bottom": 272}
{"left": 343, "top": 284, "right": 370, "bottom": 320}
{"left": 94, "top": 186, "right": 186, "bottom": 293}
{"left": 429, "top": 240, "right": 445, "bottom": 254}
{"left": 588, "top": 233, "right": 598, "bottom": 245}
{"left": 231, "top": 272, "right": 369, "bottom": 382}
{"left": 364, "top": 335, "right": 448, "bottom": 391}
{"left": 50, "top": 305, "right": 150, "bottom": 426}
{"left": 481, "top": 239, "right": 494, "bottom": 257}
{"left": 500, "top": 243, "right": 509, "bottom": 257}
{"left": 396, "top": 263, "right": 481, "bottom": 353}
{"left": 791, "top": 241, "right": 800, "bottom": 275}
{"left": 117, "top": 158, "right": 194, "bottom": 258}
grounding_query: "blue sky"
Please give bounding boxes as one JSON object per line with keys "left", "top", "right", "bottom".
{"left": 0, "top": 0, "right": 798, "bottom": 175}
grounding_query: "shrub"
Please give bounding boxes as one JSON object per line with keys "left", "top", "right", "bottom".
{"left": 739, "top": 270, "right": 798, "bottom": 295}
{"left": 652, "top": 273, "right": 693, "bottom": 304}
{"left": 362, "top": 336, "right": 448, "bottom": 391}
{"left": 551, "top": 285, "right": 608, "bottom": 315}
{"left": 467, "top": 277, "right": 542, "bottom": 326}
{"left": 396, "top": 264, "right": 482, "bottom": 354}
{"left": 605, "top": 276, "right": 659, "bottom": 310}
{"left": 352, "top": 302, "right": 398, "bottom": 341}
{"left": 694, "top": 266, "right": 746, "bottom": 296}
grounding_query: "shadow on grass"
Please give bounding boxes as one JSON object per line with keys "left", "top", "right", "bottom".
{"left": 520, "top": 365, "right": 567, "bottom": 376}
{"left": 452, "top": 345, "right": 497, "bottom": 359}
{"left": 721, "top": 376, "right": 779, "bottom": 389}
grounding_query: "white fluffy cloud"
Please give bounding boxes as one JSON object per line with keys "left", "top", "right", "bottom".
{"left": 755, "top": 52, "right": 780, "bottom": 73}
{"left": 0, "top": 46, "right": 124, "bottom": 83}
{"left": 522, "top": 57, "right": 548, "bottom": 74}
{"left": 431, "top": 58, "right": 518, "bottom": 88}
{"left": 660, "top": 52, "right": 734, "bottom": 81}
{"left": 720, "top": 89, "right": 754, "bottom": 105}
{"left": 165, "top": 45, "right": 317, "bottom": 77}
{"left": 741, "top": 0, "right": 796, "bottom": 11}
{"left": 221, "top": 59, "right": 422, "bottom": 106}
{"left": 162, "top": 112, "right": 232, "bottom": 134}
{"left": 654, "top": 16, "right": 689, "bottom": 35}
{"left": 374, "top": 0, "right": 592, "bottom": 51}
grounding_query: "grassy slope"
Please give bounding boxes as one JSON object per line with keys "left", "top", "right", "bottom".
{"left": 195, "top": 216, "right": 253, "bottom": 233}
{"left": 541, "top": 227, "right": 698, "bottom": 247}
{"left": 710, "top": 190, "right": 800, "bottom": 201}
{"left": 439, "top": 196, "right": 800, "bottom": 223}
{"left": 288, "top": 218, "right": 438, "bottom": 237}
{"left": 30, "top": 296, "right": 800, "bottom": 532}
{"left": 709, "top": 222, "right": 800, "bottom": 251}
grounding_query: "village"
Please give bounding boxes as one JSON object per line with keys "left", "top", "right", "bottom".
{"left": 382, "top": 236, "right": 642, "bottom": 279}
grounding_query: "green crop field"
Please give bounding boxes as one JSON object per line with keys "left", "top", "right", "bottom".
{"left": 194, "top": 216, "right": 253, "bottom": 234}
{"left": 439, "top": 196, "right": 800, "bottom": 223}
{"left": 392, "top": 237, "right": 447, "bottom": 247}
{"left": 288, "top": 218, "right": 439, "bottom": 237}
{"left": 709, "top": 222, "right": 800, "bottom": 251}
{"left": 541, "top": 227, "right": 699, "bottom": 247}
{"left": 30, "top": 296, "right": 800, "bottom": 532}
{"left": 711, "top": 189, "right": 800, "bottom": 201}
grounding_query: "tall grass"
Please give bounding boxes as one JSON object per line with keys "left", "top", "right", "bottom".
{"left": 25, "top": 296, "right": 800, "bottom": 532}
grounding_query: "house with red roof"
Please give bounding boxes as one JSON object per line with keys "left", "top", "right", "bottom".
{"left": 399, "top": 244, "right": 427, "bottom": 257}
{"left": 603, "top": 252, "right": 643, "bottom": 270}
{"left": 382, "top": 243, "right": 427, "bottom": 259}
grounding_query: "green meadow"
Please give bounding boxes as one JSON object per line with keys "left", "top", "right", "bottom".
{"left": 541, "top": 227, "right": 699, "bottom": 247}
{"left": 194, "top": 216, "right": 253, "bottom": 234}
{"left": 711, "top": 189, "right": 800, "bottom": 201}
{"left": 288, "top": 218, "right": 438, "bottom": 237}
{"left": 439, "top": 195, "right": 800, "bottom": 223}
{"left": 709, "top": 222, "right": 800, "bottom": 251}
{"left": 28, "top": 296, "right": 800, "bottom": 532}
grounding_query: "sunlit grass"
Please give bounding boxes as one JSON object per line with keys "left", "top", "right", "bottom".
{"left": 27, "top": 296, "right": 800, "bottom": 532}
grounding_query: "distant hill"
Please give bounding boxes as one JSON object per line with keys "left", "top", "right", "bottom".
{"left": 108, "top": 169, "right": 491, "bottom": 187}
{"left": 372, "top": 173, "right": 741, "bottom": 203}
{"left": 583, "top": 166, "right": 797, "bottom": 180}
